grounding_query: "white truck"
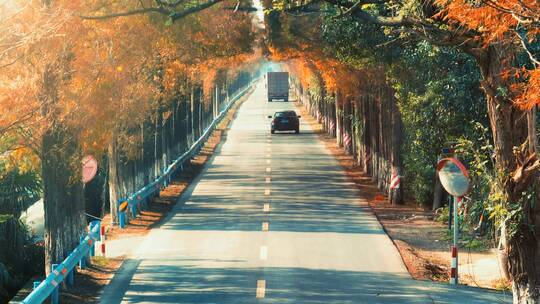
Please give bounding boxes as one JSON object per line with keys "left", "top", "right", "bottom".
{"left": 267, "top": 72, "right": 289, "bottom": 102}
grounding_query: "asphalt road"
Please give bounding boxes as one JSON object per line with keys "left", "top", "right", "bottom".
{"left": 100, "top": 82, "right": 511, "bottom": 303}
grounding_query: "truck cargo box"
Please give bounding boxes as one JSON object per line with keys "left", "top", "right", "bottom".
{"left": 267, "top": 72, "right": 289, "bottom": 102}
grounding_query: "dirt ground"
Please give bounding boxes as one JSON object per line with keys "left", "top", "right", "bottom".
{"left": 55, "top": 88, "right": 254, "bottom": 303}
{"left": 293, "top": 100, "right": 509, "bottom": 290}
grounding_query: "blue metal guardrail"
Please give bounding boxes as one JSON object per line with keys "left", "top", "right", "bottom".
{"left": 117, "top": 79, "right": 256, "bottom": 228}
{"left": 22, "top": 220, "right": 101, "bottom": 304}
{"left": 20, "top": 79, "right": 256, "bottom": 304}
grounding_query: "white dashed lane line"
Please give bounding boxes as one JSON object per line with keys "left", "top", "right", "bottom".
{"left": 258, "top": 133, "right": 271, "bottom": 299}
{"left": 260, "top": 246, "right": 268, "bottom": 260}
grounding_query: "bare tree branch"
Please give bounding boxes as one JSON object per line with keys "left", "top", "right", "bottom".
{"left": 169, "top": 0, "right": 222, "bottom": 20}
{"left": 516, "top": 32, "right": 540, "bottom": 67}
{"left": 79, "top": 0, "right": 223, "bottom": 21}
{"left": 79, "top": 7, "right": 169, "bottom": 20}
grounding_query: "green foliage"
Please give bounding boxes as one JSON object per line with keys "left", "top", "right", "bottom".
{"left": 434, "top": 206, "right": 449, "bottom": 224}
{"left": 321, "top": 14, "right": 395, "bottom": 68}
{"left": 455, "top": 123, "right": 496, "bottom": 235}
{"left": 0, "top": 214, "right": 13, "bottom": 224}
{"left": 0, "top": 164, "right": 42, "bottom": 218}
{"left": 391, "top": 42, "right": 487, "bottom": 205}
{"left": 0, "top": 162, "right": 43, "bottom": 300}
{"left": 461, "top": 235, "right": 488, "bottom": 251}
{"left": 320, "top": 14, "right": 489, "bottom": 205}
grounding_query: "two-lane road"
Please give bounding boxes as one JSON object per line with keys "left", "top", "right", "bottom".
{"left": 101, "top": 81, "right": 510, "bottom": 303}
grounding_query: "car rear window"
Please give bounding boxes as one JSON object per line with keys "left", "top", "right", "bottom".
{"left": 275, "top": 111, "right": 297, "bottom": 117}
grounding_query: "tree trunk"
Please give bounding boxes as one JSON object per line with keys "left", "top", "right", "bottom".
{"left": 476, "top": 45, "right": 539, "bottom": 303}
{"left": 40, "top": 63, "right": 85, "bottom": 275}
{"left": 154, "top": 106, "right": 163, "bottom": 177}
{"left": 336, "top": 94, "right": 343, "bottom": 147}
{"left": 108, "top": 139, "right": 120, "bottom": 225}
{"left": 389, "top": 91, "right": 403, "bottom": 205}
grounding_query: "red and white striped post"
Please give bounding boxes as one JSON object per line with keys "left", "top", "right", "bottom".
{"left": 450, "top": 245, "right": 458, "bottom": 285}
{"left": 390, "top": 173, "right": 400, "bottom": 190}
{"left": 450, "top": 196, "right": 462, "bottom": 285}
{"left": 99, "top": 225, "right": 106, "bottom": 257}
{"left": 343, "top": 133, "right": 351, "bottom": 149}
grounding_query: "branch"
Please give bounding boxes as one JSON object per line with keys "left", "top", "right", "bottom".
{"left": 79, "top": 7, "right": 169, "bottom": 20}
{"left": 319, "top": 0, "right": 485, "bottom": 57}
{"left": 322, "top": 0, "right": 413, "bottom": 26}
{"left": 170, "top": 0, "right": 222, "bottom": 20}
{"left": 79, "top": 0, "right": 223, "bottom": 21}
{"left": 223, "top": 6, "right": 258, "bottom": 12}
{"left": 516, "top": 32, "right": 540, "bottom": 67}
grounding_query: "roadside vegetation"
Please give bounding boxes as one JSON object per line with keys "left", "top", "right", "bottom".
{"left": 0, "top": 0, "right": 259, "bottom": 301}
{"left": 0, "top": 0, "right": 539, "bottom": 303}
{"left": 265, "top": 0, "right": 539, "bottom": 300}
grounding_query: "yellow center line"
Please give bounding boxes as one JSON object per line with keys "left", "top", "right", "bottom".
{"left": 264, "top": 189, "right": 271, "bottom": 196}
{"left": 263, "top": 203, "right": 270, "bottom": 212}
{"left": 265, "top": 177, "right": 271, "bottom": 183}
{"left": 266, "top": 167, "right": 271, "bottom": 173}
{"left": 266, "top": 159, "right": 271, "bottom": 164}
{"left": 262, "top": 222, "right": 269, "bottom": 231}
{"left": 256, "top": 280, "right": 266, "bottom": 298}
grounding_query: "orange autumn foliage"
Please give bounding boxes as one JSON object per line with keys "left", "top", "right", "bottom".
{"left": 0, "top": 0, "right": 260, "bottom": 172}
{"left": 269, "top": 45, "right": 362, "bottom": 101}
{"left": 437, "top": 0, "right": 540, "bottom": 109}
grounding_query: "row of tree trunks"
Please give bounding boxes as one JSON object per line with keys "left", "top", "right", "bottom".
{"left": 292, "top": 75, "right": 403, "bottom": 205}
{"left": 37, "top": 47, "right": 252, "bottom": 278}
{"left": 107, "top": 73, "right": 252, "bottom": 225}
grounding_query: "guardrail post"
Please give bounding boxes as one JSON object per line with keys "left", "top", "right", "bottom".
{"left": 131, "top": 203, "right": 137, "bottom": 218}
{"left": 64, "top": 250, "right": 74, "bottom": 286}
{"left": 88, "top": 221, "right": 99, "bottom": 257}
{"left": 66, "top": 267, "right": 74, "bottom": 286}
{"left": 89, "top": 241, "right": 95, "bottom": 258}
{"left": 51, "top": 264, "right": 59, "bottom": 304}
{"left": 119, "top": 211, "right": 126, "bottom": 229}
{"left": 79, "top": 236, "right": 87, "bottom": 269}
